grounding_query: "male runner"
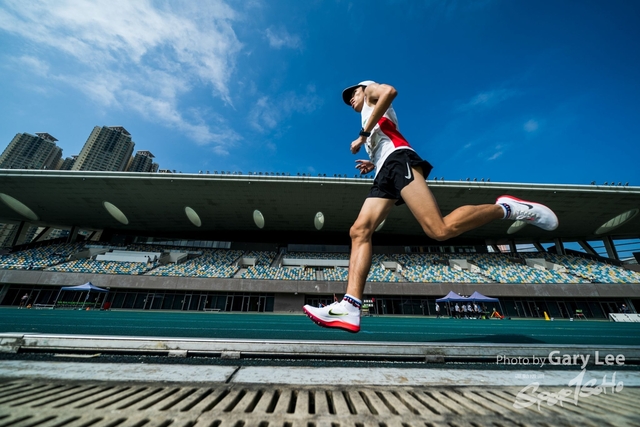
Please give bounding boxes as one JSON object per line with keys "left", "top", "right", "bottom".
{"left": 303, "top": 81, "right": 558, "bottom": 333}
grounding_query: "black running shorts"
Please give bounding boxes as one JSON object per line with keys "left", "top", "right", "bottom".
{"left": 367, "top": 149, "right": 433, "bottom": 206}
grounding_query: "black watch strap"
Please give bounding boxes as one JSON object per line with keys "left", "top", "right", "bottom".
{"left": 359, "top": 128, "right": 371, "bottom": 137}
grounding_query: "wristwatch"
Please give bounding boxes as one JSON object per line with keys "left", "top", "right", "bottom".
{"left": 359, "top": 128, "right": 371, "bottom": 137}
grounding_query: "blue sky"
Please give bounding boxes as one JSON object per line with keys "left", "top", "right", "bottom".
{"left": 0, "top": 0, "right": 639, "bottom": 185}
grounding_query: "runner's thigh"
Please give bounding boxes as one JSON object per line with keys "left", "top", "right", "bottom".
{"left": 400, "top": 168, "right": 445, "bottom": 231}
{"left": 353, "top": 197, "right": 396, "bottom": 231}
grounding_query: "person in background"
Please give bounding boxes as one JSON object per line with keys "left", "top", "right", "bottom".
{"left": 19, "top": 293, "right": 29, "bottom": 309}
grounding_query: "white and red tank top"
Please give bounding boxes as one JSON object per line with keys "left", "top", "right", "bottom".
{"left": 361, "top": 98, "right": 414, "bottom": 176}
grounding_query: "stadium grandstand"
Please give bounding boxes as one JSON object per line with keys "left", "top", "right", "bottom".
{"left": 0, "top": 169, "right": 639, "bottom": 319}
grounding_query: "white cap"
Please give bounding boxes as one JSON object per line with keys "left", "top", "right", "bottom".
{"left": 341, "top": 80, "right": 376, "bottom": 105}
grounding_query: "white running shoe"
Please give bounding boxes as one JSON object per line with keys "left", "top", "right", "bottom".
{"left": 496, "top": 195, "right": 559, "bottom": 231}
{"left": 303, "top": 301, "right": 361, "bottom": 333}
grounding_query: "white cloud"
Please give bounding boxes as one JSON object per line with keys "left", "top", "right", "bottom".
{"left": 58, "top": 70, "right": 123, "bottom": 108}
{"left": 457, "top": 88, "right": 517, "bottom": 112}
{"left": 249, "top": 86, "right": 320, "bottom": 133}
{"left": 0, "top": 0, "right": 242, "bottom": 149}
{"left": 487, "top": 150, "right": 503, "bottom": 161}
{"left": 15, "top": 55, "right": 49, "bottom": 76}
{"left": 479, "top": 142, "right": 506, "bottom": 161}
{"left": 249, "top": 97, "right": 275, "bottom": 132}
{"left": 125, "top": 90, "right": 239, "bottom": 147}
{"left": 265, "top": 142, "right": 277, "bottom": 152}
{"left": 265, "top": 27, "right": 302, "bottom": 49}
{"left": 524, "top": 119, "right": 539, "bottom": 133}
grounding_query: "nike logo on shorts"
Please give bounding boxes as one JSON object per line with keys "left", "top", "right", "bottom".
{"left": 404, "top": 162, "right": 412, "bottom": 179}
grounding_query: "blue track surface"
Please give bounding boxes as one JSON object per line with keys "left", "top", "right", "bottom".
{"left": 3, "top": 308, "right": 640, "bottom": 346}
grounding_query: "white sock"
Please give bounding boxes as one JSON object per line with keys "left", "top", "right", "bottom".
{"left": 497, "top": 203, "right": 511, "bottom": 220}
{"left": 342, "top": 294, "right": 362, "bottom": 311}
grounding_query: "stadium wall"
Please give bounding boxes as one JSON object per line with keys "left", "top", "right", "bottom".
{"left": 2, "top": 269, "right": 640, "bottom": 308}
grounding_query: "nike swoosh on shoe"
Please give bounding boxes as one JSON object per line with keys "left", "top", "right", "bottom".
{"left": 514, "top": 201, "right": 534, "bottom": 209}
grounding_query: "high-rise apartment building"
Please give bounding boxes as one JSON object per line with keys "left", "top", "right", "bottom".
{"left": 72, "top": 126, "right": 135, "bottom": 171}
{"left": 0, "top": 132, "right": 63, "bottom": 170}
{"left": 127, "top": 150, "right": 159, "bottom": 172}
{"left": 59, "top": 155, "right": 77, "bottom": 170}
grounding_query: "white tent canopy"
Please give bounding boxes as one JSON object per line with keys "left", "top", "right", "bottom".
{"left": 60, "top": 282, "right": 108, "bottom": 292}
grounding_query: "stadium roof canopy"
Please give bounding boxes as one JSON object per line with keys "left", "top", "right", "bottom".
{"left": 0, "top": 170, "right": 639, "bottom": 247}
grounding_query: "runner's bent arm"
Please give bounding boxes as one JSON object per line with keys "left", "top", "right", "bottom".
{"left": 362, "top": 83, "right": 397, "bottom": 133}
{"left": 351, "top": 83, "right": 398, "bottom": 154}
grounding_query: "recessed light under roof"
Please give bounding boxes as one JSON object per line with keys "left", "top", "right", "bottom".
{"left": 0, "top": 193, "right": 39, "bottom": 221}
{"left": 595, "top": 209, "right": 638, "bottom": 235}
{"left": 507, "top": 220, "right": 527, "bottom": 234}
{"left": 375, "top": 219, "right": 386, "bottom": 232}
{"left": 253, "top": 209, "right": 265, "bottom": 229}
{"left": 103, "top": 201, "right": 129, "bottom": 225}
{"left": 314, "top": 212, "right": 325, "bottom": 230}
{"left": 185, "top": 206, "right": 202, "bottom": 227}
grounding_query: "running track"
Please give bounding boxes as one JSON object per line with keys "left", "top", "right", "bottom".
{"left": 2, "top": 308, "right": 640, "bottom": 346}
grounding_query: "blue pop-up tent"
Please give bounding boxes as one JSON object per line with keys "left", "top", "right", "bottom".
{"left": 436, "top": 291, "right": 468, "bottom": 318}
{"left": 61, "top": 282, "right": 108, "bottom": 293}
{"left": 54, "top": 282, "right": 109, "bottom": 309}
{"left": 467, "top": 291, "right": 499, "bottom": 302}
{"left": 468, "top": 291, "right": 504, "bottom": 317}
{"left": 436, "top": 291, "right": 504, "bottom": 318}
{"left": 435, "top": 291, "right": 468, "bottom": 302}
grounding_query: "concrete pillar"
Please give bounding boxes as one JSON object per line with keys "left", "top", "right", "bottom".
{"left": 602, "top": 236, "right": 619, "bottom": 261}
{"left": 0, "top": 284, "right": 9, "bottom": 304}
{"left": 509, "top": 240, "right": 517, "bottom": 254}
{"left": 66, "top": 226, "right": 80, "bottom": 244}
{"left": 578, "top": 240, "right": 598, "bottom": 256}
{"left": 34, "top": 227, "right": 51, "bottom": 242}
{"left": 554, "top": 238, "right": 565, "bottom": 255}
{"left": 88, "top": 230, "right": 99, "bottom": 241}
{"left": 533, "top": 242, "right": 545, "bottom": 252}
{"left": 11, "top": 221, "right": 31, "bottom": 247}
